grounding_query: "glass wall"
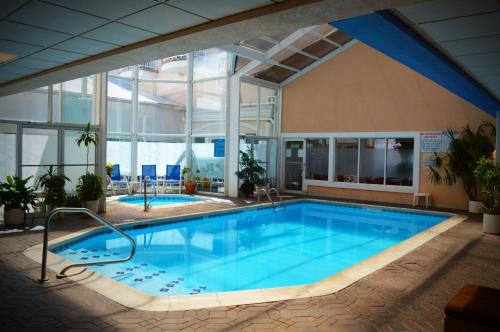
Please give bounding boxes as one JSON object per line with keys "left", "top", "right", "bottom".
{"left": 52, "top": 76, "right": 97, "bottom": 124}
{"left": 386, "top": 138, "right": 414, "bottom": 186}
{"left": 106, "top": 49, "right": 229, "bottom": 193}
{"left": 0, "top": 123, "right": 17, "bottom": 182}
{"left": 306, "top": 138, "right": 329, "bottom": 181}
{"left": 0, "top": 88, "right": 49, "bottom": 122}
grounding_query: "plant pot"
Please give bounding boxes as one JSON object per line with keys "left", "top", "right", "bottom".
{"left": 483, "top": 213, "right": 500, "bottom": 234}
{"left": 83, "top": 200, "right": 99, "bottom": 213}
{"left": 468, "top": 200, "right": 482, "bottom": 213}
{"left": 3, "top": 208, "right": 24, "bottom": 227}
{"left": 185, "top": 182, "right": 196, "bottom": 195}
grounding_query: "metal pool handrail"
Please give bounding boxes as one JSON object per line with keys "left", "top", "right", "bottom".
{"left": 143, "top": 176, "right": 157, "bottom": 211}
{"left": 38, "top": 207, "right": 136, "bottom": 282}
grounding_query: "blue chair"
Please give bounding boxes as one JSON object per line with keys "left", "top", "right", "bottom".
{"left": 164, "top": 165, "right": 182, "bottom": 193}
{"left": 107, "top": 164, "right": 130, "bottom": 195}
{"left": 141, "top": 165, "right": 158, "bottom": 193}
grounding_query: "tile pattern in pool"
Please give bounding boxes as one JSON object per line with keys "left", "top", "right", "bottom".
{"left": 118, "top": 194, "right": 206, "bottom": 206}
{"left": 51, "top": 201, "right": 449, "bottom": 297}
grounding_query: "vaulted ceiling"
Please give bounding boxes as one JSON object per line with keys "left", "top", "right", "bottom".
{"left": 0, "top": 0, "right": 428, "bottom": 97}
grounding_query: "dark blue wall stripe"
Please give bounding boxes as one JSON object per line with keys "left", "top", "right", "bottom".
{"left": 330, "top": 11, "right": 499, "bottom": 117}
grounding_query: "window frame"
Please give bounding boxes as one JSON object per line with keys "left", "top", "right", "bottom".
{"left": 281, "top": 131, "right": 420, "bottom": 193}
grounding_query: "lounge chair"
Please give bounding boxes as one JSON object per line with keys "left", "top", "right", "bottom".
{"left": 163, "top": 165, "right": 182, "bottom": 194}
{"left": 107, "top": 164, "right": 130, "bottom": 195}
{"left": 141, "top": 165, "right": 158, "bottom": 193}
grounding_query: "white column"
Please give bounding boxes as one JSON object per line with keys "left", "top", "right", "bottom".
{"left": 98, "top": 72, "right": 108, "bottom": 212}
{"left": 226, "top": 75, "right": 241, "bottom": 197}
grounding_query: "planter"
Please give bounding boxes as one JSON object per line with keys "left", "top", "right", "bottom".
{"left": 255, "top": 184, "right": 269, "bottom": 194}
{"left": 185, "top": 182, "right": 196, "bottom": 195}
{"left": 83, "top": 200, "right": 99, "bottom": 213}
{"left": 468, "top": 200, "right": 483, "bottom": 213}
{"left": 483, "top": 213, "right": 500, "bottom": 234}
{"left": 3, "top": 208, "right": 25, "bottom": 227}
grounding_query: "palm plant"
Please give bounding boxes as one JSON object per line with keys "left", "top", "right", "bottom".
{"left": 75, "top": 122, "right": 98, "bottom": 173}
{"left": 235, "top": 148, "right": 266, "bottom": 197}
{"left": 35, "top": 165, "right": 70, "bottom": 208}
{"left": 428, "top": 122, "right": 496, "bottom": 201}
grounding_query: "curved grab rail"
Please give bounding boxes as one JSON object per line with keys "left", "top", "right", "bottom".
{"left": 143, "top": 176, "right": 157, "bottom": 211}
{"left": 39, "top": 207, "right": 136, "bottom": 282}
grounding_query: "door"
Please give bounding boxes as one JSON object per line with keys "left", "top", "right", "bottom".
{"left": 284, "top": 140, "right": 305, "bottom": 192}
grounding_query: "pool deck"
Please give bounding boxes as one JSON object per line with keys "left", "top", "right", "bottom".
{"left": 1, "top": 195, "right": 499, "bottom": 330}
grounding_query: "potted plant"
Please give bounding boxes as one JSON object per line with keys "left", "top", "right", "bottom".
{"left": 35, "top": 165, "right": 70, "bottom": 214}
{"left": 75, "top": 122, "right": 103, "bottom": 212}
{"left": 429, "top": 122, "right": 496, "bottom": 212}
{"left": 106, "top": 162, "right": 113, "bottom": 177}
{"left": 182, "top": 167, "right": 196, "bottom": 194}
{"left": 76, "top": 173, "right": 103, "bottom": 213}
{"left": 0, "top": 176, "right": 37, "bottom": 227}
{"left": 474, "top": 157, "right": 500, "bottom": 234}
{"left": 235, "top": 148, "right": 266, "bottom": 197}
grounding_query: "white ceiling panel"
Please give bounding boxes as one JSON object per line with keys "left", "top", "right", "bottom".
{"left": 0, "top": 0, "right": 29, "bottom": 20}
{"left": 83, "top": 23, "right": 158, "bottom": 46}
{"left": 30, "top": 49, "right": 87, "bottom": 63}
{"left": 45, "top": 0, "right": 160, "bottom": 20}
{"left": 397, "top": 0, "right": 498, "bottom": 24}
{"left": 456, "top": 52, "right": 500, "bottom": 67}
{"left": 119, "top": 4, "right": 208, "bottom": 34}
{"left": 419, "top": 12, "right": 500, "bottom": 42}
{"left": 0, "top": 64, "right": 39, "bottom": 76}
{"left": 9, "top": 57, "right": 60, "bottom": 70}
{"left": 440, "top": 35, "right": 500, "bottom": 56}
{"left": 167, "top": 0, "right": 273, "bottom": 20}
{"left": 54, "top": 37, "right": 117, "bottom": 55}
{"left": 0, "top": 21, "right": 71, "bottom": 47}
{"left": 8, "top": 1, "right": 108, "bottom": 35}
{"left": 0, "top": 39, "right": 42, "bottom": 57}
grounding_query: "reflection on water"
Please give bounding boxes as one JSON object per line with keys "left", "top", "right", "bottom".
{"left": 53, "top": 202, "right": 447, "bottom": 296}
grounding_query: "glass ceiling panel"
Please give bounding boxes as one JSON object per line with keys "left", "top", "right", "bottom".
{"left": 291, "top": 33, "right": 321, "bottom": 50}
{"left": 281, "top": 53, "right": 315, "bottom": 70}
{"left": 235, "top": 56, "right": 251, "bottom": 72}
{"left": 327, "top": 30, "right": 353, "bottom": 45}
{"left": 241, "top": 38, "right": 275, "bottom": 52}
{"left": 313, "top": 24, "right": 336, "bottom": 36}
{"left": 303, "top": 39, "right": 338, "bottom": 58}
{"left": 254, "top": 65, "right": 295, "bottom": 83}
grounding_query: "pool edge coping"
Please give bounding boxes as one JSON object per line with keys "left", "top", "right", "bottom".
{"left": 23, "top": 199, "right": 466, "bottom": 311}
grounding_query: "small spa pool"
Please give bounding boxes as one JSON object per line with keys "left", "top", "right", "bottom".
{"left": 117, "top": 194, "right": 207, "bottom": 206}
{"left": 50, "top": 200, "right": 450, "bottom": 297}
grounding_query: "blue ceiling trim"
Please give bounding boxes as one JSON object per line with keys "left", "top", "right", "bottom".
{"left": 330, "top": 11, "right": 499, "bottom": 117}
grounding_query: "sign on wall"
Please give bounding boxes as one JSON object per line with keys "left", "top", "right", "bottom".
{"left": 420, "top": 131, "right": 459, "bottom": 152}
{"left": 420, "top": 132, "right": 442, "bottom": 152}
{"left": 213, "top": 139, "right": 225, "bottom": 157}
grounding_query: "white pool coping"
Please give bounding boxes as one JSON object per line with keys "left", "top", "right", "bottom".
{"left": 24, "top": 199, "right": 466, "bottom": 311}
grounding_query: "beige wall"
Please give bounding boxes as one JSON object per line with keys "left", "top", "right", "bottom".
{"left": 282, "top": 42, "right": 495, "bottom": 210}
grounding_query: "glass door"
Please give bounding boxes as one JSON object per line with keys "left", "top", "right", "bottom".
{"left": 284, "top": 140, "right": 305, "bottom": 192}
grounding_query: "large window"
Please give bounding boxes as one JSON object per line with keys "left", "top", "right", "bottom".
{"left": 0, "top": 123, "right": 17, "bottom": 181}
{"left": 386, "top": 138, "right": 414, "bottom": 186}
{"left": 306, "top": 139, "right": 329, "bottom": 181}
{"left": 106, "top": 49, "right": 229, "bottom": 194}
{"left": 335, "top": 138, "right": 358, "bottom": 183}
{"left": 0, "top": 88, "right": 49, "bottom": 122}
{"left": 137, "top": 137, "right": 186, "bottom": 176}
{"left": 294, "top": 134, "right": 417, "bottom": 192}
{"left": 359, "top": 138, "right": 385, "bottom": 185}
{"left": 192, "top": 79, "right": 226, "bottom": 135}
{"left": 137, "top": 82, "right": 186, "bottom": 134}
{"left": 53, "top": 76, "right": 96, "bottom": 125}
{"left": 239, "top": 81, "right": 278, "bottom": 137}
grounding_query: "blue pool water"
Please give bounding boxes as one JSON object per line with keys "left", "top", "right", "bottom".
{"left": 118, "top": 194, "right": 206, "bottom": 206}
{"left": 51, "top": 201, "right": 448, "bottom": 296}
